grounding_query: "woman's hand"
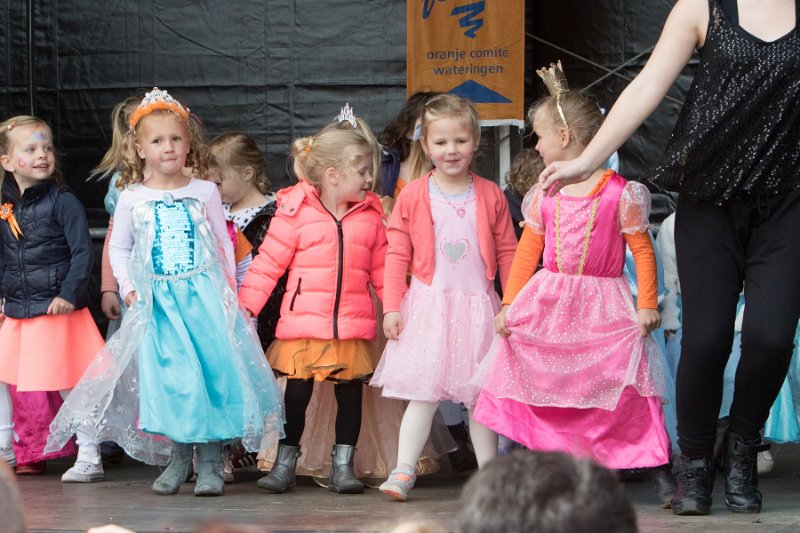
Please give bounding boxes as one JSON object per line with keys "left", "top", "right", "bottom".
{"left": 538, "top": 157, "right": 595, "bottom": 195}
{"left": 637, "top": 308, "right": 662, "bottom": 337}
{"left": 124, "top": 291, "right": 138, "bottom": 308}
{"left": 494, "top": 305, "right": 511, "bottom": 337}
{"left": 383, "top": 311, "right": 404, "bottom": 340}
{"left": 47, "top": 297, "right": 75, "bottom": 315}
{"left": 101, "top": 291, "right": 121, "bottom": 320}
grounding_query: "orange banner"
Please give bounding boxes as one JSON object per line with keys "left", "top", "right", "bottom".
{"left": 407, "top": 0, "right": 525, "bottom": 126}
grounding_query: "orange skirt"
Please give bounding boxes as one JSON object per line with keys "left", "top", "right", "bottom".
{"left": 0, "top": 309, "right": 104, "bottom": 391}
{"left": 267, "top": 338, "right": 374, "bottom": 382}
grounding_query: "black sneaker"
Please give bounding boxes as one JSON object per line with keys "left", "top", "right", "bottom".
{"left": 670, "top": 455, "right": 715, "bottom": 515}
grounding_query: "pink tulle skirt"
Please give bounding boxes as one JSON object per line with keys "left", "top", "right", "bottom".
{"left": 476, "top": 269, "right": 664, "bottom": 410}
{"left": 371, "top": 283, "right": 499, "bottom": 406}
{"left": 474, "top": 387, "right": 670, "bottom": 469}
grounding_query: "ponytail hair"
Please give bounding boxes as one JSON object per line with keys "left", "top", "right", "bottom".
{"left": 291, "top": 128, "right": 371, "bottom": 189}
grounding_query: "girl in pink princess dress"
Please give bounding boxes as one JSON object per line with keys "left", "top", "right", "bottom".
{"left": 371, "top": 94, "right": 518, "bottom": 501}
{"left": 473, "top": 64, "right": 670, "bottom": 474}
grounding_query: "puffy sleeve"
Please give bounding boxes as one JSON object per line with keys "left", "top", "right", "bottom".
{"left": 520, "top": 184, "right": 545, "bottom": 235}
{"left": 618, "top": 181, "right": 651, "bottom": 234}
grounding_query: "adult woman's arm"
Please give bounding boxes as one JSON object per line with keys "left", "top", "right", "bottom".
{"left": 540, "top": 0, "right": 707, "bottom": 192}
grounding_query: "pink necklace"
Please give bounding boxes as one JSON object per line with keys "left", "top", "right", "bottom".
{"left": 431, "top": 175, "right": 473, "bottom": 218}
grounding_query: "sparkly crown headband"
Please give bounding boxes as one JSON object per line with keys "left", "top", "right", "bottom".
{"left": 129, "top": 87, "right": 190, "bottom": 129}
{"left": 536, "top": 60, "right": 570, "bottom": 132}
{"left": 334, "top": 102, "right": 358, "bottom": 129}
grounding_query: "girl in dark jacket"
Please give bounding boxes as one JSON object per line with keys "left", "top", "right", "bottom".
{"left": 0, "top": 116, "right": 105, "bottom": 482}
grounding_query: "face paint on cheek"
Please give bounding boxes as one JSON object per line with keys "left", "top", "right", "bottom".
{"left": 17, "top": 158, "right": 26, "bottom": 168}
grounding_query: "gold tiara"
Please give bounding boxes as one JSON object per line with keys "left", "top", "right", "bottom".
{"left": 129, "top": 87, "right": 190, "bottom": 129}
{"left": 536, "top": 60, "right": 570, "bottom": 132}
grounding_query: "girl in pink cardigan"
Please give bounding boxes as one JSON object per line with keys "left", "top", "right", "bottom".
{"left": 239, "top": 124, "right": 387, "bottom": 495}
{"left": 371, "top": 94, "right": 517, "bottom": 501}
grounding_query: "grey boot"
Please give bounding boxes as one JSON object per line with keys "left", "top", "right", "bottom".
{"left": 195, "top": 441, "right": 225, "bottom": 497}
{"left": 152, "top": 442, "right": 193, "bottom": 495}
{"left": 328, "top": 444, "right": 364, "bottom": 494}
{"left": 257, "top": 443, "right": 300, "bottom": 493}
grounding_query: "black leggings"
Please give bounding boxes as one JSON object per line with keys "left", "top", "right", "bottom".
{"left": 280, "top": 379, "right": 363, "bottom": 447}
{"left": 675, "top": 190, "right": 800, "bottom": 457}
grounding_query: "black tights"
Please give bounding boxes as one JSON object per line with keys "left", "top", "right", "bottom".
{"left": 675, "top": 191, "right": 800, "bottom": 457}
{"left": 280, "top": 379, "right": 363, "bottom": 447}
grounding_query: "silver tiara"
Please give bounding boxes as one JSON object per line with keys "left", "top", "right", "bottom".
{"left": 335, "top": 103, "right": 358, "bottom": 129}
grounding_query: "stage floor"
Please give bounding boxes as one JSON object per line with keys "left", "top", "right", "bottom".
{"left": 15, "top": 444, "right": 800, "bottom": 532}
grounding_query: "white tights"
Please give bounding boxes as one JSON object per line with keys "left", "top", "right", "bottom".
{"left": 395, "top": 400, "right": 498, "bottom": 470}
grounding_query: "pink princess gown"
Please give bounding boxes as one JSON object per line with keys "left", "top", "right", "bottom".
{"left": 473, "top": 172, "right": 669, "bottom": 469}
{"left": 371, "top": 183, "right": 500, "bottom": 406}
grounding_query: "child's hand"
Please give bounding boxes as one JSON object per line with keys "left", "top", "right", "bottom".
{"left": 124, "top": 291, "right": 138, "bottom": 308}
{"left": 637, "top": 309, "right": 661, "bottom": 336}
{"left": 494, "top": 305, "right": 511, "bottom": 336}
{"left": 101, "top": 291, "right": 121, "bottom": 320}
{"left": 383, "top": 312, "right": 404, "bottom": 340}
{"left": 47, "top": 297, "right": 75, "bottom": 315}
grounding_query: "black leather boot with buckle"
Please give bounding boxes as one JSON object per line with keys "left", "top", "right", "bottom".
{"left": 717, "top": 430, "right": 770, "bottom": 513}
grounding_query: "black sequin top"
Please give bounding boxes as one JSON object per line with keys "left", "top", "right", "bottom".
{"left": 651, "top": 0, "right": 800, "bottom": 205}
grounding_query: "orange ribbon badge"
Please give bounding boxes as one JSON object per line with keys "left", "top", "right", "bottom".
{"left": 0, "top": 203, "right": 24, "bottom": 240}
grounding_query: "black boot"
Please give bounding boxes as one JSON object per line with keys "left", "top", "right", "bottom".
{"left": 670, "top": 455, "right": 715, "bottom": 515}
{"left": 257, "top": 443, "right": 300, "bottom": 493}
{"left": 651, "top": 463, "right": 677, "bottom": 509}
{"left": 328, "top": 444, "right": 364, "bottom": 494}
{"left": 446, "top": 422, "right": 478, "bottom": 473}
{"left": 716, "top": 430, "right": 770, "bottom": 513}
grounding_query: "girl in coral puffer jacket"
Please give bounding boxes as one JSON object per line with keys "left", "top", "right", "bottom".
{"left": 239, "top": 122, "right": 388, "bottom": 495}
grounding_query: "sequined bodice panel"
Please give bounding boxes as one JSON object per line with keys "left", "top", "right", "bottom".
{"left": 651, "top": 0, "right": 800, "bottom": 204}
{"left": 152, "top": 200, "right": 196, "bottom": 275}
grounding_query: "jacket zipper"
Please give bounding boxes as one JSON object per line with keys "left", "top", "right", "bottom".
{"left": 289, "top": 277, "right": 302, "bottom": 311}
{"left": 17, "top": 202, "right": 29, "bottom": 316}
{"left": 332, "top": 219, "right": 344, "bottom": 339}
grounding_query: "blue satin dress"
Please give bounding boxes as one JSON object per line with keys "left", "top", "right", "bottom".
{"left": 47, "top": 195, "right": 284, "bottom": 465}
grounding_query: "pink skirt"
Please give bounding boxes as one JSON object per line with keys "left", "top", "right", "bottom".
{"left": 0, "top": 309, "right": 104, "bottom": 391}
{"left": 474, "top": 386, "right": 670, "bottom": 469}
{"left": 371, "top": 285, "right": 499, "bottom": 406}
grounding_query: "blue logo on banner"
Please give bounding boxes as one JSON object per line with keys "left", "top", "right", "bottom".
{"left": 448, "top": 80, "right": 511, "bottom": 103}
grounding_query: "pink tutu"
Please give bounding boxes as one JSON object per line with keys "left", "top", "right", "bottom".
{"left": 476, "top": 269, "right": 664, "bottom": 410}
{"left": 371, "top": 280, "right": 499, "bottom": 406}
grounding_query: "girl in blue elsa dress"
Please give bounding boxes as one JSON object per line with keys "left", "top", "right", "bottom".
{"left": 46, "top": 88, "right": 283, "bottom": 496}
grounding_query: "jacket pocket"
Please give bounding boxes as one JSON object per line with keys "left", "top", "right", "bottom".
{"left": 289, "top": 277, "right": 302, "bottom": 311}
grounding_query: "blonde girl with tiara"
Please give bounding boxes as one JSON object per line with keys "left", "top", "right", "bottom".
{"left": 46, "top": 88, "right": 284, "bottom": 497}
{"left": 0, "top": 115, "right": 106, "bottom": 481}
{"left": 472, "top": 63, "right": 669, "bottom": 481}
{"left": 238, "top": 120, "right": 388, "bottom": 494}
{"left": 371, "top": 93, "right": 518, "bottom": 501}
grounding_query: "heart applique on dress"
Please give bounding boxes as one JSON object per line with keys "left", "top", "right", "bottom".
{"left": 441, "top": 239, "right": 469, "bottom": 265}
